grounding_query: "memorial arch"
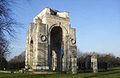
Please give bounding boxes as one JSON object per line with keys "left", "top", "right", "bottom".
{"left": 25, "top": 8, "right": 77, "bottom": 74}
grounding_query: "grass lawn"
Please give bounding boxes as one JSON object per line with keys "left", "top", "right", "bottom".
{"left": 0, "top": 67, "right": 120, "bottom": 78}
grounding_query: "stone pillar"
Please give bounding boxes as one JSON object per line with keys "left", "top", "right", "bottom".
{"left": 52, "top": 50, "right": 57, "bottom": 71}
{"left": 71, "top": 57, "right": 77, "bottom": 74}
{"left": 62, "top": 57, "right": 65, "bottom": 71}
{"left": 91, "top": 53, "right": 98, "bottom": 73}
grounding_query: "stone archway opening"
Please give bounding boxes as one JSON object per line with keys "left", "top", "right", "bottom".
{"left": 50, "top": 26, "right": 63, "bottom": 72}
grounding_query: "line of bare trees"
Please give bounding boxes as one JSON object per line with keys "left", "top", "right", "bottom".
{"left": 3, "top": 50, "right": 120, "bottom": 71}
{"left": 7, "top": 51, "right": 25, "bottom": 70}
{"left": 77, "top": 50, "right": 120, "bottom": 72}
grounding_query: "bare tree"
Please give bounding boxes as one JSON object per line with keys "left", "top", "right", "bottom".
{"left": 0, "top": 0, "right": 16, "bottom": 37}
{"left": 0, "top": 0, "right": 17, "bottom": 69}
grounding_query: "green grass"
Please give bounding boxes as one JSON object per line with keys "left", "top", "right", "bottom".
{"left": 0, "top": 67, "right": 120, "bottom": 78}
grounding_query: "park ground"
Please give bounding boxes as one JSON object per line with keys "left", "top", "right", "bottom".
{"left": 0, "top": 67, "right": 120, "bottom": 78}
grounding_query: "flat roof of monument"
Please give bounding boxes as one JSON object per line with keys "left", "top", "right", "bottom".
{"left": 36, "top": 7, "right": 69, "bottom": 15}
{"left": 33, "top": 7, "right": 70, "bottom": 22}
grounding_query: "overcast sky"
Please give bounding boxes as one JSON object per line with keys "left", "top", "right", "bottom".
{"left": 9, "top": 0, "right": 120, "bottom": 59}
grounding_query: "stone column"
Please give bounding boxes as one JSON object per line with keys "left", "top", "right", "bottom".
{"left": 91, "top": 53, "right": 98, "bottom": 73}
{"left": 70, "top": 46, "right": 77, "bottom": 74}
{"left": 71, "top": 57, "right": 77, "bottom": 74}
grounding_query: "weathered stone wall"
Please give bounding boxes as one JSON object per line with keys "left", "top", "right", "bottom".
{"left": 25, "top": 8, "right": 77, "bottom": 73}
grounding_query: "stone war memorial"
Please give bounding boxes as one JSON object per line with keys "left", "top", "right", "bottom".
{"left": 25, "top": 8, "right": 77, "bottom": 74}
